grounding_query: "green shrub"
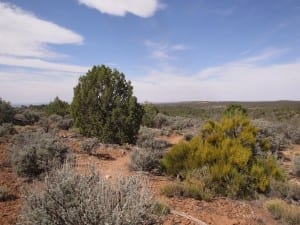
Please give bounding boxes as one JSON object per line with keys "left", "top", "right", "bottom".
{"left": 137, "top": 127, "right": 155, "bottom": 146}
{"left": 41, "top": 114, "right": 73, "bottom": 131}
{"left": 142, "top": 103, "right": 159, "bottom": 127}
{"left": 224, "top": 104, "right": 247, "bottom": 117}
{"left": 161, "top": 141, "right": 190, "bottom": 176}
{"left": 266, "top": 199, "right": 300, "bottom": 225}
{"left": 254, "top": 118, "right": 300, "bottom": 153}
{"left": 45, "top": 97, "right": 70, "bottom": 117}
{"left": 9, "top": 130, "right": 70, "bottom": 178}
{"left": 161, "top": 183, "right": 185, "bottom": 198}
{"left": 19, "top": 165, "right": 160, "bottom": 225}
{"left": 162, "top": 109, "right": 284, "bottom": 199}
{"left": 136, "top": 127, "right": 169, "bottom": 150}
{"left": 48, "top": 114, "right": 63, "bottom": 123}
{"left": 71, "top": 65, "right": 143, "bottom": 144}
{"left": 153, "top": 113, "right": 202, "bottom": 131}
{"left": 0, "top": 186, "right": 9, "bottom": 201}
{"left": 137, "top": 138, "right": 169, "bottom": 151}
{"left": 0, "top": 98, "right": 15, "bottom": 124}
{"left": 253, "top": 119, "right": 291, "bottom": 154}
{"left": 289, "top": 183, "right": 300, "bottom": 201}
{"left": 154, "top": 113, "right": 169, "bottom": 128}
{"left": 161, "top": 167, "right": 214, "bottom": 201}
{"left": 270, "top": 180, "right": 300, "bottom": 201}
{"left": 153, "top": 202, "right": 170, "bottom": 216}
{"left": 161, "top": 182, "right": 213, "bottom": 201}
{"left": 184, "top": 133, "right": 194, "bottom": 141}
{"left": 57, "top": 118, "right": 73, "bottom": 130}
{"left": 130, "top": 147, "right": 163, "bottom": 173}
{"left": 13, "top": 109, "right": 40, "bottom": 126}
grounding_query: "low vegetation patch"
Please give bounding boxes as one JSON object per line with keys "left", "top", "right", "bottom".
{"left": 0, "top": 123, "right": 15, "bottom": 137}
{"left": 13, "top": 109, "right": 40, "bottom": 126}
{"left": 270, "top": 180, "right": 300, "bottom": 201}
{"left": 130, "top": 147, "right": 163, "bottom": 174}
{"left": 161, "top": 167, "right": 214, "bottom": 201}
{"left": 0, "top": 186, "right": 9, "bottom": 201}
{"left": 9, "top": 129, "right": 70, "bottom": 178}
{"left": 293, "top": 154, "right": 300, "bottom": 177}
{"left": 136, "top": 127, "right": 169, "bottom": 150}
{"left": 266, "top": 199, "right": 300, "bottom": 225}
{"left": 142, "top": 103, "right": 159, "bottom": 128}
{"left": 19, "top": 165, "right": 161, "bottom": 225}
{"left": 80, "top": 137, "right": 99, "bottom": 155}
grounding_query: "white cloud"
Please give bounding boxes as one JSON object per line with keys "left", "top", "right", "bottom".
{"left": 0, "top": 56, "right": 89, "bottom": 73}
{"left": 133, "top": 50, "right": 300, "bottom": 102}
{"left": 0, "top": 2, "right": 83, "bottom": 59}
{"left": 241, "top": 48, "right": 289, "bottom": 63}
{"left": 144, "top": 40, "right": 188, "bottom": 60}
{"left": 0, "top": 2, "right": 89, "bottom": 104}
{"left": 0, "top": 69, "right": 80, "bottom": 104}
{"left": 171, "top": 44, "right": 188, "bottom": 51}
{"left": 78, "top": 0, "right": 165, "bottom": 18}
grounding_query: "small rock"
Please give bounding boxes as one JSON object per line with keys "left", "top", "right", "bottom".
{"left": 104, "top": 175, "right": 111, "bottom": 179}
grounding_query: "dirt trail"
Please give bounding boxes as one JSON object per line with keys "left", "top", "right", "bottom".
{"left": 0, "top": 140, "right": 24, "bottom": 225}
{"left": 281, "top": 145, "right": 300, "bottom": 183}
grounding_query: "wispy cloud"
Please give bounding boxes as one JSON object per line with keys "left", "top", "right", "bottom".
{"left": 133, "top": 48, "right": 299, "bottom": 102}
{"left": 0, "top": 2, "right": 88, "bottom": 73}
{"left": 241, "top": 48, "right": 289, "bottom": 63}
{"left": 144, "top": 40, "right": 188, "bottom": 60}
{"left": 0, "top": 56, "right": 89, "bottom": 73}
{"left": 0, "top": 70, "right": 79, "bottom": 104}
{"left": 0, "top": 2, "right": 83, "bottom": 59}
{"left": 78, "top": 0, "right": 165, "bottom": 18}
{"left": 0, "top": 2, "right": 89, "bottom": 104}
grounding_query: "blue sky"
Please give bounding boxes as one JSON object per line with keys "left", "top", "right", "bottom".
{"left": 0, "top": 0, "right": 300, "bottom": 104}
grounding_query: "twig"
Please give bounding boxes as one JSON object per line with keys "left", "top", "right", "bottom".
{"left": 170, "top": 210, "right": 208, "bottom": 225}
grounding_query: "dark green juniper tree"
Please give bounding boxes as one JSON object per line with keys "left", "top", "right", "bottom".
{"left": 46, "top": 97, "right": 70, "bottom": 117}
{"left": 0, "top": 98, "right": 15, "bottom": 124}
{"left": 71, "top": 65, "right": 143, "bottom": 144}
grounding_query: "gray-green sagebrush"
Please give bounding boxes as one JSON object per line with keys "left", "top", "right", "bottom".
{"left": 19, "top": 165, "right": 160, "bottom": 225}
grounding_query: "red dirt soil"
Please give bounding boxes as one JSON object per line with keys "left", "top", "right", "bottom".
{"left": 0, "top": 139, "right": 24, "bottom": 225}
{"left": 0, "top": 130, "right": 285, "bottom": 225}
{"left": 61, "top": 131, "right": 280, "bottom": 225}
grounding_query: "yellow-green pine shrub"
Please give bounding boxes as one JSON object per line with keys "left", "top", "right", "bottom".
{"left": 162, "top": 108, "right": 284, "bottom": 198}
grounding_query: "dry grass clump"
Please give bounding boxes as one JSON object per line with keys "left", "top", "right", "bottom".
{"left": 265, "top": 199, "right": 300, "bottom": 225}
{"left": 161, "top": 167, "right": 214, "bottom": 201}
{"left": 0, "top": 186, "right": 9, "bottom": 201}
{"left": 19, "top": 165, "right": 161, "bottom": 225}
{"left": 293, "top": 154, "right": 300, "bottom": 177}
{"left": 270, "top": 180, "right": 300, "bottom": 201}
